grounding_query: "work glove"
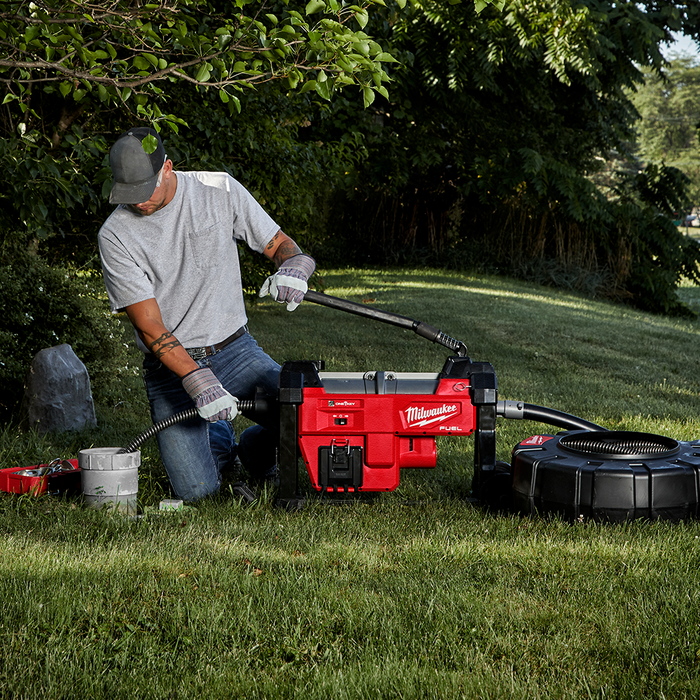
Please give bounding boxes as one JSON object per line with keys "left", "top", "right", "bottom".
{"left": 182, "top": 367, "right": 239, "bottom": 422}
{"left": 259, "top": 254, "right": 316, "bottom": 311}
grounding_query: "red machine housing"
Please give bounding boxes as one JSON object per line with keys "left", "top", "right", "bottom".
{"left": 298, "top": 372, "right": 477, "bottom": 492}
{"left": 275, "top": 358, "right": 498, "bottom": 502}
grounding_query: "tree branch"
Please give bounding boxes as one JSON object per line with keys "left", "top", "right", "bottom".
{"left": 0, "top": 0, "right": 180, "bottom": 25}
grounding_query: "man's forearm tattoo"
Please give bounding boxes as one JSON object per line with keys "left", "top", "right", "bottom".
{"left": 146, "top": 331, "right": 182, "bottom": 359}
{"left": 267, "top": 230, "right": 302, "bottom": 268}
{"left": 265, "top": 231, "right": 282, "bottom": 252}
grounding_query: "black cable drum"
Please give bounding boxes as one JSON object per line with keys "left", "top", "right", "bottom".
{"left": 511, "top": 430, "right": 700, "bottom": 522}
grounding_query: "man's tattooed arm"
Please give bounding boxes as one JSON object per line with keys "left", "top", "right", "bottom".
{"left": 126, "top": 298, "right": 199, "bottom": 377}
{"left": 143, "top": 330, "right": 183, "bottom": 359}
{"left": 265, "top": 230, "right": 302, "bottom": 268}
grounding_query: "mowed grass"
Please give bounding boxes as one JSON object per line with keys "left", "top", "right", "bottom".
{"left": 2, "top": 268, "right": 700, "bottom": 699}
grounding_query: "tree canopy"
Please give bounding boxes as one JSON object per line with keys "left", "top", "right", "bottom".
{"left": 0, "top": 0, "right": 699, "bottom": 316}
{"left": 1, "top": 0, "right": 397, "bottom": 124}
{"left": 303, "top": 0, "right": 700, "bottom": 314}
{"left": 0, "top": 0, "right": 407, "bottom": 245}
{"left": 630, "top": 57, "right": 700, "bottom": 205}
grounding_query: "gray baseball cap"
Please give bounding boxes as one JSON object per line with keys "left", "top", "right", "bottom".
{"left": 109, "top": 127, "right": 166, "bottom": 204}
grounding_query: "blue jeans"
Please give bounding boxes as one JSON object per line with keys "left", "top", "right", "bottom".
{"left": 142, "top": 331, "right": 280, "bottom": 501}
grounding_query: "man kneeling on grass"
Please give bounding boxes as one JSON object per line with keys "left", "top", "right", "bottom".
{"left": 98, "top": 126, "right": 315, "bottom": 501}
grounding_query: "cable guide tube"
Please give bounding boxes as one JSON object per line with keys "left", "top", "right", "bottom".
{"left": 304, "top": 290, "right": 468, "bottom": 357}
{"left": 497, "top": 399, "right": 606, "bottom": 432}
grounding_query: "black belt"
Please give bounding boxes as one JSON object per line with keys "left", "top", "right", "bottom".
{"left": 185, "top": 326, "right": 246, "bottom": 361}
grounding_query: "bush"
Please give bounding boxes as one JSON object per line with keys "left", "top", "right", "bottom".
{"left": 0, "top": 252, "right": 133, "bottom": 422}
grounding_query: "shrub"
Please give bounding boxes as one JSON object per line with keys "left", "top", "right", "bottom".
{"left": 0, "top": 251, "right": 132, "bottom": 422}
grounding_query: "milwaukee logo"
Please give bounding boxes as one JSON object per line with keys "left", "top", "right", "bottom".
{"left": 521, "top": 435, "right": 554, "bottom": 446}
{"left": 403, "top": 403, "right": 459, "bottom": 427}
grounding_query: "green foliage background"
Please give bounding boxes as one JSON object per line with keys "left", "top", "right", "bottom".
{"left": 0, "top": 251, "right": 131, "bottom": 420}
{"left": 630, "top": 57, "right": 700, "bottom": 205}
{"left": 309, "top": 0, "right": 700, "bottom": 314}
{"left": 1, "top": 0, "right": 700, "bottom": 419}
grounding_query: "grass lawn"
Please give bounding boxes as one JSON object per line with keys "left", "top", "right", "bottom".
{"left": 1, "top": 268, "right": 700, "bottom": 699}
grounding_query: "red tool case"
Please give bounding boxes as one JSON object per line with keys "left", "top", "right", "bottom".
{"left": 0, "top": 459, "right": 81, "bottom": 496}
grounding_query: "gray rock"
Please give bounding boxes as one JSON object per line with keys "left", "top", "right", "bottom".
{"left": 21, "top": 344, "right": 97, "bottom": 434}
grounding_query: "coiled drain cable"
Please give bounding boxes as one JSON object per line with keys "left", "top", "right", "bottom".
{"left": 558, "top": 431, "right": 679, "bottom": 459}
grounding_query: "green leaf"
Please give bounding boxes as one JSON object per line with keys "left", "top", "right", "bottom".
{"left": 217, "top": 33, "right": 232, "bottom": 49}
{"left": 59, "top": 82, "right": 72, "bottom": 99}
{"left": 315, "top": 79, "right": 332, "bottom": 100}
{"left": 2, "top": 93, "right": 17, "bottom": 104}
{"left": 133, "top": 56, "right": 150, "bottom": 71}
{"left": 375, "top": 52, "right": 398, "bottom": 62}
{"left": 142, "top": 134, "right": 159, "bottom": 155}
{"left": 355, "top": 9, "right": 369, "bottom": 29}
{"left": 305, "top": 0, "right": 326, "bottom": 15}
{"left": 335, "top": 72, "right": 354, "bottom": 86}
{"left": 219, "top": 88, "right": 229, "bottom": 103}
{"left": 65, "top": 26, "right": 82, "bottom": 43}
{"left": 24, "top": 27, "right": 39, "bottom": 44}
{"left": 299, "top": 80, "right": 317, "bottom": 94}
{"left": 362, "top": 85, "right": 375, "bottom": 108}
{"left": 195, "top": 63, "right": 211, "bottom": 82}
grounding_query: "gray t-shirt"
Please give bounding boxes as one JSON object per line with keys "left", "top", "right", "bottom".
{"left": 98, "top": 171, "right": 279, "bottom": 352}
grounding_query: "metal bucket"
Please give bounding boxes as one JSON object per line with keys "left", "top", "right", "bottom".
{"left": 78, "top": 448, "right": 139, "bottom": 514}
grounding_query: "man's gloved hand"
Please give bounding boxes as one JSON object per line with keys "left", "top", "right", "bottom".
{"left": 259, "top": 254, "right": 316, "bottom": 311}
{"left": 182, "top": 367, "right": 239, "bottom": 422}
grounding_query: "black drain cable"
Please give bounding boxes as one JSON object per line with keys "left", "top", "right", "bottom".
{"left": 119, "top": 399, "right": 256, "bottom": 454}
{"left": 559, "top": 432, "right": 679, "bottom": 458}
